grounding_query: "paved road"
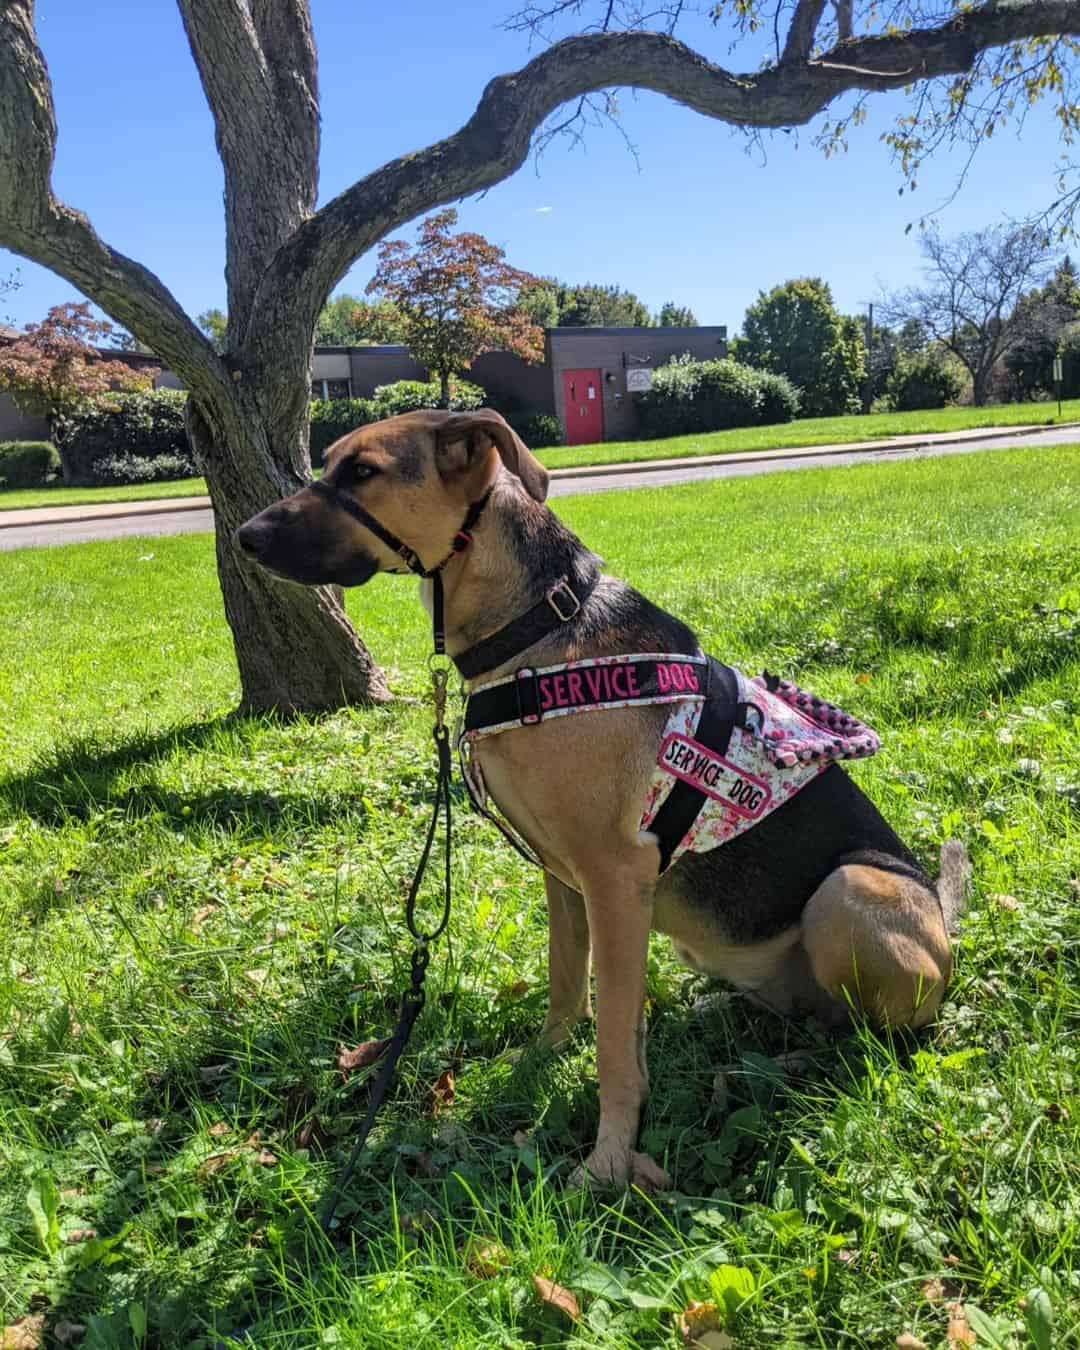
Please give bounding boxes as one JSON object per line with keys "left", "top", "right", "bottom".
{"left": 2, "top": 426, "right": 1077, "bottom": 551}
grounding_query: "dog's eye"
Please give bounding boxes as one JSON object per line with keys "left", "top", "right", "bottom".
{"left": 352, "top": 463, "right": 377, "bottom": 483}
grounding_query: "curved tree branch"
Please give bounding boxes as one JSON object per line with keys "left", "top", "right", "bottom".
{"left": 783, "top": 0, "right": 829, "bottom": 63}
{"left": 0, "top": 0, "right": 230, "bottom": 402}
{"left": 178, "top": 0, "right": 319, "bottom": 320}
{"left": 253, "top": 0, "right": 1080, "bottom": 343}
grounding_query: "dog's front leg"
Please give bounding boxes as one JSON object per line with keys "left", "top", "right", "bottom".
{"left": 540, "top": 872, "right": 592, "bottom": 1049}
{"left": 574, "top": 847, "right": 671, "bottom": 1191}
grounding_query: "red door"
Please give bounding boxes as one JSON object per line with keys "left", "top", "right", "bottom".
{"left": 562, "top": 368, "right": 603, "bottom": 445}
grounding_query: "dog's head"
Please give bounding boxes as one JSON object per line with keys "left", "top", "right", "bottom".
{"left": 235, "top": 408, "right": 548, "bottom": 587}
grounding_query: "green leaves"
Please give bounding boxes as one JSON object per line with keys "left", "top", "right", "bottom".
{"left": 707, "top": 1264, "right": 758, "bottom": 1324}
{"left": 25, "top": 1171, "right": 60, "bottom": 1256}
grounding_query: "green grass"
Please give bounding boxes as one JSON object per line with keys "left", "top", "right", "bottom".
{"left": 0, "top": 475, "right": 207, "bottom": 512}
{"left": 537, "top": 398, "right": 1080, "bottom": 470}
{"left": 4, "top": 398, "right": 1080, "bottom": 513}
{"left": 1, "top": 445, "right": 1079, "bottom": 1348}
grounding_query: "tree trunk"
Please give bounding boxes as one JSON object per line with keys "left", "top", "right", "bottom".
{"left": 439, "top": 369, "right": 451, "bottom": 408}
{"left": 186, "top": 391, "right": 391, "bottom": 715}
{"left": 971, "top": 366, "right": 991, "bottom": 406}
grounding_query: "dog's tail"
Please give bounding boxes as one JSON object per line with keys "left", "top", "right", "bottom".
{"left": 937, "top": 839, "right": 971, "bottom": 933}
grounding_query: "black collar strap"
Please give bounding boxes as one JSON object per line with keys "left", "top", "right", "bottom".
{"left": 309, "top": 479, "right": 491, "bottom": 579}
{"left": 309, "top": 479, "right": 492, "bottom": 655}
{"left": 453, "top": 563, "right": 602, "bottom": 681}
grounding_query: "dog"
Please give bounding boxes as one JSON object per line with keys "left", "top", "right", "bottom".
{"left": 236, "top": 408, "right": 969, "bottom": 1190}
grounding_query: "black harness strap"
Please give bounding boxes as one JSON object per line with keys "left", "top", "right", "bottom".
{"left": 453, "top": 564, "right": 602, "bottom": 680}
{"left": 463, "top": 654, "right": 711, "bottom": 735}
{"left": 646, "top": 659, "right": 743, "bottom": 872}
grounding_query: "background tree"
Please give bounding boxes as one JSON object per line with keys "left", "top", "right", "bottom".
{"left": 0, "top": 303, "right": 155, "bottom": 473}
{"left": 315, "top": 294, "right": 405, "bottom": 346}
{"left": 657, "top": 301, "right": 698, "bottom": 327}
{"left": 367, "top": 209, "right": 544, "bottom": 407}
{"left": 554, "top": 282, "right": 652, "bottom": 327}
{"left": 1, "top": 0, "right": 1077, "bottom": 712}
{"left": 1, "top": 267, "right": 19, "bottom": 323}
{"left": 885, "top": 225, "right": 1059, "bottom": 405}
{"left": 734, "top": 277, "right": 864, "bottom": 415}
{"left": 518, "top": 281, "right": 561, "bottom": 329}
{"left": 196, "top": 308, "right": 228, "bottom": 354}
{"left": 1004, "top": 255, "right": 1080, "bottom": 398}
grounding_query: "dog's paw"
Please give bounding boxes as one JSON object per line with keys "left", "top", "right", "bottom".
{"left": 570, "top": 1148, "right": 671, "bottom": 1193}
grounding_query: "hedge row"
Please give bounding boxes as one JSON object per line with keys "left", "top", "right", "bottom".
{"left": 634, "top": 355, "right": 800, "bottom": 438}
{"left": 0, "top": 440, "right": 60, "bottom": 488}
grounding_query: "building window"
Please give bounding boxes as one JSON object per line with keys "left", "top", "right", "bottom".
{"left": 310, "top": 378, "right": 353, "bottom": 401}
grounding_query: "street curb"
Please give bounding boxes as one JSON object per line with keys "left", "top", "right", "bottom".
{"left": 545, "top": 419, "right": 1079, "bottom": 480}
{"left": 2, "top": 419, "right": 1076, "bottom": 529}
{"left": 0, "top": 495, "right": 213, "bottom": 529}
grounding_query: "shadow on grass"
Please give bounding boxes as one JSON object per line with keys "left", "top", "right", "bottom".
{"left": 0, "top": 712, "right": 445, "bottom": 834}
{"left": 11, "top": 925, "right": 940, "bottom": 1348}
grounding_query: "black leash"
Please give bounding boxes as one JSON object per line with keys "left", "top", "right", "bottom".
{"left": 318, "top": 667, "right": 454, "bottom": 1232}
{"left": 312, "top": 480, "right": 487, "bottom": 1232}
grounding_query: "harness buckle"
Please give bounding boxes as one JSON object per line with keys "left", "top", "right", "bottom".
{"left": 546, "top": 579, "right": 581, "bottom": 623}
{"left": 515, "top": 667, "right": 542, "bottom": 725}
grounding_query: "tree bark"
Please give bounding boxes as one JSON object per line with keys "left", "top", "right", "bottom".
{"left": 184, "top": 391, "right": 391, "bottom": 714}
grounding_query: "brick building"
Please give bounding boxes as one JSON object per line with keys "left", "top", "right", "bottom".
{"left": 1, "top": 325, "right": 727, "bottom": 446}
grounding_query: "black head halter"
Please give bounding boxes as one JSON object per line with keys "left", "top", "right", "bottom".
{"left": 308, "top": 478, "right": 492, "bottom": 654}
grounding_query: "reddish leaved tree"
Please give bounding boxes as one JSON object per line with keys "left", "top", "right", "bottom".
{"left": 0, "top": 302, "right": 156, "bottom": 465}
{"left": 366, "top": 210, "right": 545, "bottom": 407}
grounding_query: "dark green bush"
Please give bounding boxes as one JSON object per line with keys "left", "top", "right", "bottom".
{"left": 371, "top": 378, "right": 485, "bottom": 419}
{"left": 886, "top": 349, "right": 967, "bottom": 411}
{"left": 309, "top": 398, "right": 376, "bottom": 464}
{"left": 507, "top": 410, "right": 562, "bottom": 448}
{"left": 0, "top": 440, "right": 61, "bottom": 489}
{"left": 60, "top": 389, "right": 193, "bottom": 485}
{"left": 91, "top": 453, "right": 196, "bottom": 486}
{"left": 635, "top": 356, "right": 800, "bottom": 438}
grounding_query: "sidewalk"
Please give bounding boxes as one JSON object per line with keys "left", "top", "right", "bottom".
{"left": 1, "top": 419, "right": 1073, "bottom": 529}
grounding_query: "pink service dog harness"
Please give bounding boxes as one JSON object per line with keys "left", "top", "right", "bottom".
{"left": 458, "top": 654, "right": 880, "bottom": 872}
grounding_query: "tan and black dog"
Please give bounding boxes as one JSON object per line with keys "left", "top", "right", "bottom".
{"left": 237, "top": 408, "right": 968, "bottom": 1190}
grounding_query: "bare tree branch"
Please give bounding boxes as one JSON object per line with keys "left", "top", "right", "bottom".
{"left": 178, "top": 0, "right": 319, "bottom": 321}
{"left": 783, "top": 0, "right": 829, "bottom": 63}
{"left": 0, "top": 0, "right": 229, "bottom": 400}
{"left": 253, "top": 0, "right": 1080, "bottom": 341}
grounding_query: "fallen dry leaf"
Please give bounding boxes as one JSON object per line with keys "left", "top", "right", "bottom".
{"left": 532, "top": 1275, "right": 580, "bottom": 1322}
{"left": 1045, "top": 1101, "right": 1069, "bottom": 1123}
{"left": 52, "top": 1324, "right": 87, "bottom": 1346}
{"left": 922, "top": 1277, "right": 947, "bottom": 1303}
{"left": 254, "top": 1149, "right": 278, "bottom": 1167}
{"left": 190, "top": 904, "right": 217, "bottom": 929}
{"left": 431, "top": 1069, "right": 456, "bottom": 1113}
{"left": 987, "top": 892, "right": 1019, "bottom": 911}
{"left": 677, "top": 1300, "right": 723, "bottom": 1344}
{"left": 198, "top": 1063, "right": 229, "bottom": 1085}
{"left": 461, "top": 1236, "right": 510, "bottom": 1278}
{"left": 198, "top": 1150, "right": 241, "bottom": 1175}
{"left": 1, "top": 1316, "right": 45, "bottom": 1349}
{"left": 947, "top": 1302, "right": 976, "bottom": 1346}
{"left": 495, "top": 980, "right": 531, "bottom": 1003}
{"left": 296, "top": 1115, "right": 333, "bottom": 1151}
{"left": 512, "top": 1130, "right": 532, "bottom": 1149}
{"left": 244, "top": 968, "right": 269, "bottom": 986}
{"left": 895, "top": 1335, "right": 928, "bottom": 1350}
{"left": 208, "top": 1121, "right": 231, "bottom": 1138}
{"left": 695, "top": 1335, "right": 735, "bottom": 1350}
{"left": 337, "top": 1038, "right": 391, "bottom": 1075}
{"left": 64, "top": 1229, "right": 98, "bottom": 1245}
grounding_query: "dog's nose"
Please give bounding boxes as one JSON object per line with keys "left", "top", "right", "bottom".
{"left": 235, "top": 520, "right": 267, "bottom": 558}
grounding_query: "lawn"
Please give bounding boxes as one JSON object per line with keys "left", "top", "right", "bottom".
{"left": 3, "top": 398, "right": 1079, "bottom": 513}
{"left": 537, "top": 398, "right": 1080, "bottom": 471}
{"left": 1, "top": 446, "right": 1078, "bottom": 1348}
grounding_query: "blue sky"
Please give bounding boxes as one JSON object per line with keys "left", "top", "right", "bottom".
{"left": 1, "top": 0, "right": 1070, "bottom": 336}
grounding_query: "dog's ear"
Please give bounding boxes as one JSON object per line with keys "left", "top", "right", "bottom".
{"left": 436, "top": 409, "right": 549, "bottom": 503}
